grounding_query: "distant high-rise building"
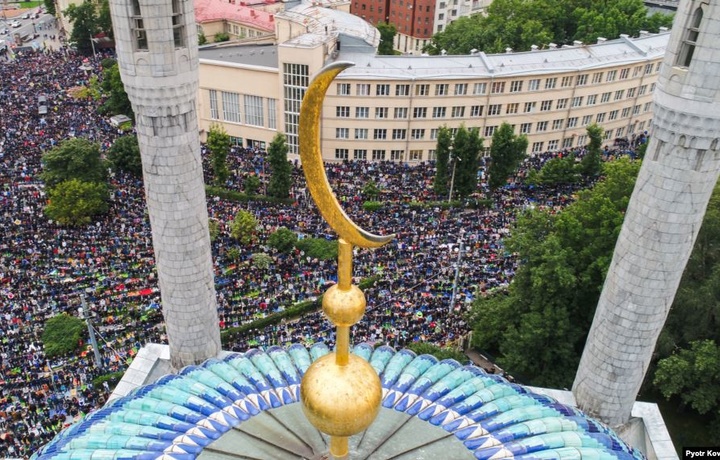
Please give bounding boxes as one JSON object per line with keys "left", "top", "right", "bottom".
{"left": 108, "top": 0, "right": 221, "bottom": 368}
{"left": 574, "top": 0, "right": 720, "bottom": 426}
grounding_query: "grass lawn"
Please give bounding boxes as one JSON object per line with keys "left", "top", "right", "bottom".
{"left": 18, "top": 1, "right": 43, "bottom": 8}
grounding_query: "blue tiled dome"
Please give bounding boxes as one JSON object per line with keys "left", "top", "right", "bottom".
{"left": 33, "top": 344, "right": 645, "bottom": 460}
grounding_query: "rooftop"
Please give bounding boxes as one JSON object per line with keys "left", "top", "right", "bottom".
{"left": 195, "top": 0, "right": 276, "bottom": 31}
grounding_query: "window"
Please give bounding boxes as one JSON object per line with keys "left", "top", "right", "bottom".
{"left": 561, "top": 76, "right": 573, "bottom": 87}
{"left": 396, "top": 84, "right": 410, "bottom": 96}
{"left": 354, "top": 149, "right": 367, "bottom": 160}
{"left": 645, "top": 63, "right": 654, "bottom": 75}
{"left": 536, "top": 121, "right": 548, "bottom": 132}
{"left": 470, "top": 105, "right": 483, "bottom": 117}
{"left": 532, "top": 141, "right": 544, "bottom": 153}
{"left": 337, "top": 83, "right": 351, "bottom": 95}
{"left": 336, "top": 127, "right": 349, "bottom": 139}
{"left": 356, "top": 84, "right": 370, "bottom": 95}
{"left": 566, "top": 117, "right": 578, "bottom": 128}
{"left": 552, "top": 119, "right": 564, "bottom": 130}
{"left": 335, "top": 149, "right": 348, "bottom": 160}
{"left": 244, "top": 95, "right": 264, "bottom": 126}
{"left": 548, "top": 139, "right": 559, "bottom": 150}
{"left": 510, "top": 80, "right": 523, "bottom": 92}
{"left": 540, "top": 100, "right": 553, "bottom": 111}
{"left": 556, "top": 98, "right": 568, "bottom": 109}
{"left": 577, "top": 74, "right": 588, "bottom": 86}
{"left": 592, "top": 72, "right": 603, "bottom": 84}
{"left": 619, "top": 68, "right": 629, "bottom": 79}
{"left": 484, "top": 125, "right": 497, "bottom": 137}
{"left": 411, "top": 128, "right": 425, "bottom": 139}
{"left": 433, "top": 106, "right": 446, "bottom": 118}
{"left": 491, "top": 81, "right": 505, "bottom": 94}
{"left": 614, "top": 90, "right": 625, "bottom": 100}
{"left": 587, "top": 94, "right": 597, "bottom": 106}
{"left": 638, "top": 85, "right": 648, "bottom": 96}
{"left": 572, "top": 96, "right": 583, "bottom": 107}
{"left": 222, "top": 91, "right": 241, "bottom": 123}
{"left": 374, "top": 129, "right": 387, "bottom": 140}
{"left": 356, "top": 107, "right": 369, "bottom": 118}
{"left": 524, "top": 101, "right": 536, "bottom": 113}
{"left": 582, "top": 115, "right": 593, "bottom": 125}
{"left": 520, "top": 123, "right": 532, "bottom": 134}
{"left": 376, "top": 84, "right": 390, "bottom": 96}
{"left": 596, "top": 112, "right": 606, "bottom": 123}
{"left": 528, "top": 79, "right": 540, "bottom": 91}
{"left": 622, "top": 107, "right": 632, "bottom": 117}
{"left": 606, "top": 70, "right": 617, "bottom": 82}
{"left": 634, "top": 104, "right": 642, "bottom": 115}
{"left": 601, "top": 92, "right": 611, "bottom": 103}
{"left": 410, "top": 150, "right": 423, "bottom": 161}
{"left": 131, "top": 0, "right": 148, "bottom": 50}
{"left": 452, "top": 106, "right": 466, "bottom": 117}
{"left": 170, "top": 0, "right": 184, "bottom": 47}
{"left": 283, "top": 63, "right": 308, "bottom": 154}
{"left": 209, "top": 90, "right": 219, "bottom": 120}
{"left": 430, "top": 128, "right": 438, "bottom": 140}
{"left": 435, "top": 84, "right": 449, "bottom": 95}
{"left": 391, "top": 150, "right": 405, "bottom": 161}
{"left": 616, "top": 127, "right": 625, "bottom": 137}
{"left": 577, "top": 134, "right": 587, "bottom": 145}
{"left": 337, "top": 106, "right": 350, "bottom": 117}
{"left": 488, "top": 104, "right": 502, "bottom": 115}
{"left": 506, "top": 103, "right": 518, "bottom": 114}
{"left": 604, "top": 130, "right": 613, "bottom": 140}
{"left": 394, "top": 107, "right": 408, "bottom": 118}
{"left": 372, "top": 149, "right": 386, "bottom": 160}
{"left": 627, "top": 87, "right": 636, "bottom": 98}
{"left": 633, "top": 66, "right": 642, "bottom": 77}
{"left": 563, "top": 138, "right": 574, "bottom": 148}
{"left": 413, "top": 107, "right": 427, "bottom": 118}
{"left": 229, "top": 136, "right": 243, "bottom": 146}
{"left": 643, "top": 102, "right": 652, "bottom": 112}
{"left": 473, "top": 82, "right": 487, "bottom": 95}
{"left": 454, "top": 83, "right": 468, "bottom": 95}
{"left": 355, "top": 128, "right": 368, "bottom": 139}
{"left": 375, "top": 107, "right": 388, "bottom": 119}
{"left": 392, "top": 129, "right": 407, "bottom": 140}
{"left": 267, "top": 98, "right": 276, "bottom": 129}
{"left": 427, "top": 150, "right": 436, "bottom": 161}
{"left": 545, "top": 78, "right": 557, "bottom": 89}
{"left": 651, "top": 83, "right": 656, "bottom": 92}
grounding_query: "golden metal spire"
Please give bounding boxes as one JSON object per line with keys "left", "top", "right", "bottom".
{"left": 298, "top": 62, "right": 395, "bottom": 458}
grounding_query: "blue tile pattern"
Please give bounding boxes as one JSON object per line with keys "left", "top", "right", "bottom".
{"left": 32, "top": 344, "right": 645, "bottom": 460}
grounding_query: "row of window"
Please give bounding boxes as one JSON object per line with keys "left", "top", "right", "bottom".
{"left": 335, "top": 96, "right": 654, "bottom": 120}
{"left": 334, "top": 64, "right": 660, "bottom": 98}
{"left": 334, "top": 120, "right": 649, "bottom": 162}
{"left": 208, "top": 90, "right": 277, "bottom": 129}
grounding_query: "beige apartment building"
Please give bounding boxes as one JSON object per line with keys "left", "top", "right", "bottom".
{"left": 198, "top": 1, "right": 668, "bottom": 162}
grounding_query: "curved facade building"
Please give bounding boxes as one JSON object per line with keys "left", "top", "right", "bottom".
{"left": 197, "top": 4, "right": 669, "bottom": 162}
{"left": 32, "top": 344, "right": 646, "bottom": 460}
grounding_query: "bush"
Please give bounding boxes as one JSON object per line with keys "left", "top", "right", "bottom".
{"left": 251, "top": 252, "right": 272, "bottom": 269}
{"left": 92, "top": 371, "right": 125, "bottom": 389}
{"left": 43, "top": 313, "right": 85, "bottom": 357}
{"left": 205, "top": 185, "right": 293, "bottom": 205}
{"left": 363, "top": 201, "right": 383, "bottom": 212}
{"left": 268, "top": 227, "right": 298, "bottom": 253}
{"left": 296, "top": 237, "right": 338, "bottom": 260}
{"left": 214, "top": 32, "right": 230, "bottom": 42}
{"left": 406, "top": 342, "right": 468, "bottom": 363}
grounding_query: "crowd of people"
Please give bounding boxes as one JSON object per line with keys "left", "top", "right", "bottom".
{"left": 0, "top": 47, "right": 635, "bottom": 457}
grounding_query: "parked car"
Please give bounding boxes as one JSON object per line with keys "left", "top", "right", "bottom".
{"left": 0, "top": 28, "right": 8, "bottom": 35}
{"left": 21, "top": 13, "right": 30, "bottom": 19}
{"left": 10, "top": 21, "right": 21, "bottom": 28}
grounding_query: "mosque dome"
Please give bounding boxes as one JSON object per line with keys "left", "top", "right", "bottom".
{"left": 33, "top": 343, "right": 644, "bottom": 460}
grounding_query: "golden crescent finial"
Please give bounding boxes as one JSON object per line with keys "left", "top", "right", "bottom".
{"left": 299, "top": 61, "right": 395, "bottom": 249}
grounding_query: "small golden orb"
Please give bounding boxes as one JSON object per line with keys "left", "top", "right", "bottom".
{"left": 322, "top": 284, "right": 366, "bottom": 326}
{"left": 301, "top": 353, "right": 382, "bottom": 437}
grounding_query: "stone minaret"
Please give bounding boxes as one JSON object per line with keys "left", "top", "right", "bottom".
{"left": 108, "top": 0, "right": 221, "bottom": 368}
{"left": 574, "top": 0, "right": 720, "bottom": 426}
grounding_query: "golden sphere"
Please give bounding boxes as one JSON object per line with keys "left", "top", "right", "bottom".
{"left": 322, "top": 284, "right": 366, "bottom": 326}
{"left": 300, "top": 353, "right": 382, "bottom": 437}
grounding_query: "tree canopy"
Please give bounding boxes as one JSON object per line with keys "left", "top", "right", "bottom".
{"left": 424, "top": 0, "right": 673, "bottom": 55}
{"left": 231, "top": 210, "right": 258, "bottom": 245}
{"left": 45, "top": 179, "right": 109, "bottom": 226}
{"left": 377, "top": 23, "right": 398, "bottom": 55}
{"left": 469, "top": 158, "right": 640, "bottom": 387}
{"left": 100, "top": 62, "right": 134, "bottom": 119}
{"left": 41, "top": 138, "right": 108, "bottom": 189}
{"left": 207, "top": 124, "right": 231, "bottom": 185}
{"left": 64, "top": 0, "right": 112, "bottom": 55}
{"left": 267, "top": 133, "right": 292, "bottom": 199}
{"left": 107, "top": 135, "right": 142, "bottom": 176}
{"left": 487, "top": 122, "right": 528, "bottom": 190}
{"left": 433, "top": 126, "right": 453, "bottom": 197}
{"left": 42, "top": 313, "right": 85, "bottom": 357}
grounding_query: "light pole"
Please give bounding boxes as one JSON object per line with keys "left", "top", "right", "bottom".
{"left": 449, "top": 239, "right": 463, "bottom": 313}
{"left": 448, "top": 139, "right": 458, "bottom": 202}
{"left": 79, "top": 296, "right": 103, "bottom": 370}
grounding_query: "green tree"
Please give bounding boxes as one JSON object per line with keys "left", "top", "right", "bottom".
{"left": 45, "top": 179, "right": 109, "bottom": 226}
{"left": 231, "top": 210, "right": 258, "bottom": 245}
{"left": 487, "top": 122, "right": 527, "bottom": 190}
{"left": 214, "top": 32, "right": 230, "bottom": 42}
{"left": 433, "top": 127, "right": 453, "bottom": 197}
{"left": 452, "top": 125, "right": 484, "bottom": 198}
{"left": 97, "top": 0, "right": 113, "bottom": 38}
{"left": 100, "top": 62, "right": 134, "bottom": 118}
{"left": 43, "top": 313, "right": 86, "bottom": 357}
{"left": 406, "top": 342, "right": 468, "bottom": 363}
{"left": 296, "top": 238, "right": 338, "bottom": 260}
{"left": 107, "top": 135, "right": 142, "bottom": 176}
{"left": 581, "top": 123, "right": 603, "bottom": 176}
{"left": 251, "top": 253, "right": 273, "bottom": 269}
{"left": 654, "top": 340, "right": 720, "bottom": 415}
{"left": 64, "top": 1, "right": 100, "bottom": 55}
{"left": 41, "top": 138, "right": 108, "bottom": 190}
{"left": 377, "top": 22, "right": 397, "bottom": 55}
{"left": 534, "top": 155, "right": 580, "bottom": 185}
{"left": 198, "top": 32, "right": 207, "bottom": 45}
{"left": 44, "top": 0, "right": 57, "bottom": 16}
{"left": 267, "top": 227, "right": 298, "bottom": 253}
{"left": 209, "top": 219, "right": 220, "bottom": 242}
{"left": 469, "top": 158, "right": 641, "bottom": 387}
{"left": 207, "top": 124, "right": 231, "bottom": 185}
{"left": 267, "top": 133, "right": 292, "bottom": 199}
{"left": 244, "top": 175, "right": 261, "bottom": 196}
{"left": 363, "top": 180, "right": 381, "bottom": 200}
